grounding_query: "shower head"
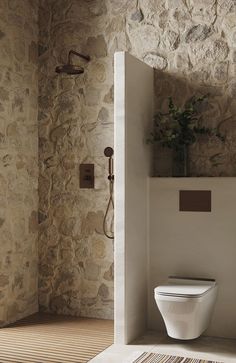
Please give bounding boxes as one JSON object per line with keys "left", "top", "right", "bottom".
{"left": 55, "top": 64, "right": 84, "bottom": 75}
{"left": 55, "top": 49, "right": 90, "bottom": 75}
{"left": 104, "top": 147, "right": 114, "bottom": 157}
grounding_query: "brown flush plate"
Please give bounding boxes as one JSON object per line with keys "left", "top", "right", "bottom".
{"left": 80, "top": 164, "right": 94, "bottom": 189}
{"left": 179, "top": 190, "right": 211, "bottom": 212}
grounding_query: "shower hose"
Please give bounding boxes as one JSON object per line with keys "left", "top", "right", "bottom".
{"left": 103, "top": 177, "right": 114, "bottom": 239}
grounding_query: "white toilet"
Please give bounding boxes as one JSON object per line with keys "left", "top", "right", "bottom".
{"left": 154, "top": 276, "right": 217, "bottom": 340}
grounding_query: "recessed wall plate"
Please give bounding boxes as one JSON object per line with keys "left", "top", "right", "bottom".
{"left": 80, "top": 164, "right": 94, "bottom": 189}
{"left": 179, "top": 190, "right": 211, "bottom": 212}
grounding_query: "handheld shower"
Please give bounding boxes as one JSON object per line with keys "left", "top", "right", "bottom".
{"left": 104, "top": 147, "right": 114, "bottom": 180}
{"left": 103, "top": 147, "right": 114, "bottom": 239}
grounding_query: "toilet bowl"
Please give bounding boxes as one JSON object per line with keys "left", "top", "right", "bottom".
{"left": 154, "top": 277, "right": 217, "bottom": 340}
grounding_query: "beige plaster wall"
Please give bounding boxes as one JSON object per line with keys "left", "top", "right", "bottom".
{"left": 0, "top": 0, "right": 38, "bottom": 326}
{"left": 38, "top": 0, "right": 236, "bottom": 318}
{"left": 114, "top": 52, "right": 153, "bottom": 343}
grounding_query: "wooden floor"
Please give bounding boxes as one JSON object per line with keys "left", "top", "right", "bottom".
{"left": 0, "top": 313, "right": 114, "bottom": 363}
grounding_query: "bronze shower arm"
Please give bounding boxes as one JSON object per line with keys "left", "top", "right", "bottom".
{"left": 68, "top": 50, "right": 90, "bottom": 64}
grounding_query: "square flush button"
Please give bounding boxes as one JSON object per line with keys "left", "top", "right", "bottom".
{"left": 179, "top": 190, "right": 211, "bottom": 212}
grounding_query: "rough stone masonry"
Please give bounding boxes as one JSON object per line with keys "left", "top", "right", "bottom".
{"left": 0, "top": 0, "right": 38, "bottom": 326}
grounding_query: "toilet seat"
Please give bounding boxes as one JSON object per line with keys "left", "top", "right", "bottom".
{"left": 155, "top": 277, "right": 216, "bottom": 299}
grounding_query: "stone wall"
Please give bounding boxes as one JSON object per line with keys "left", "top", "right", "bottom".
{"left": 0, "top": 0, "right": 38, "bottom": 326}
{"left": 38, "top": 0, "right": 236, "bottom": 318}
{"left": 38, "top": 0, "right": 114, "bottom": 319}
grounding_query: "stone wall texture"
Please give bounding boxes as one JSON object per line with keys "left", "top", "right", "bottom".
{"left": 38, "top": 0, "right": 236, "bottom": 318}
{"left": 0, "top": 0, "right": 38, "bottom": 326}
{"left": 38, "top": 0, "right": 114, "bottom": 319}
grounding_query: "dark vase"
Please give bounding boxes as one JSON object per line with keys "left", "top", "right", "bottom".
{"left": 172, "top": 145, "right": 189, "bottom": 177}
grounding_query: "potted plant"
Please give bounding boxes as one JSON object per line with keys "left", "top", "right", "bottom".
{"left": 147, "top": 95, "right": 225, "bottom": 176}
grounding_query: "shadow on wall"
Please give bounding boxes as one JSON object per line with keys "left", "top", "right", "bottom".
{"left": 152, "top": 69, "right": 236, "bottom": 177}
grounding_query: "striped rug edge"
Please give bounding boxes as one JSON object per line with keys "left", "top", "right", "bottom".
{"left": 132, "top": 352, "right": 223, "bottom": 363}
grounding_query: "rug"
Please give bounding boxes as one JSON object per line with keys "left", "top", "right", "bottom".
{"left": 132, "top": 352, "right": 222, "bottom": 363}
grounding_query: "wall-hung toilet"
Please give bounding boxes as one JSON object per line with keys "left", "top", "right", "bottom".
{"left": 154, "top": 277, "right": 217, "bottom": 340}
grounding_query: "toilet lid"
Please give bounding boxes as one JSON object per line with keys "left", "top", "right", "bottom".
{"left": 155, "top": 277, "right": 216, "bottom": 298}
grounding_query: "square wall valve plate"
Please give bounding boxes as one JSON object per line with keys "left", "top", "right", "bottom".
{"left": 79, "top": 164, "right": 94, "bottom": 189}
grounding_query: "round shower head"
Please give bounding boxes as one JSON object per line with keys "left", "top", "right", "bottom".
{"left": 55, "top": 64, "right": 84, "bottom": 75}
{"left": 104, "top": 147, "right": 114, "bottom": 157}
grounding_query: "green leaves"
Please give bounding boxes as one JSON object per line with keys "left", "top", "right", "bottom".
{"left": 148, "top": 94, "right": 225, "bottom": 150}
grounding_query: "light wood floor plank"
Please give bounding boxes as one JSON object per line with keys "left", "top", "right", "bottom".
{"left": 0, "top": 313, "right": 114, "bottom": 363}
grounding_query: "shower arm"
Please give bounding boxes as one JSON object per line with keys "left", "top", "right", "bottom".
{"left": 68, "top": 50, "right": 90, "bottom": 64}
